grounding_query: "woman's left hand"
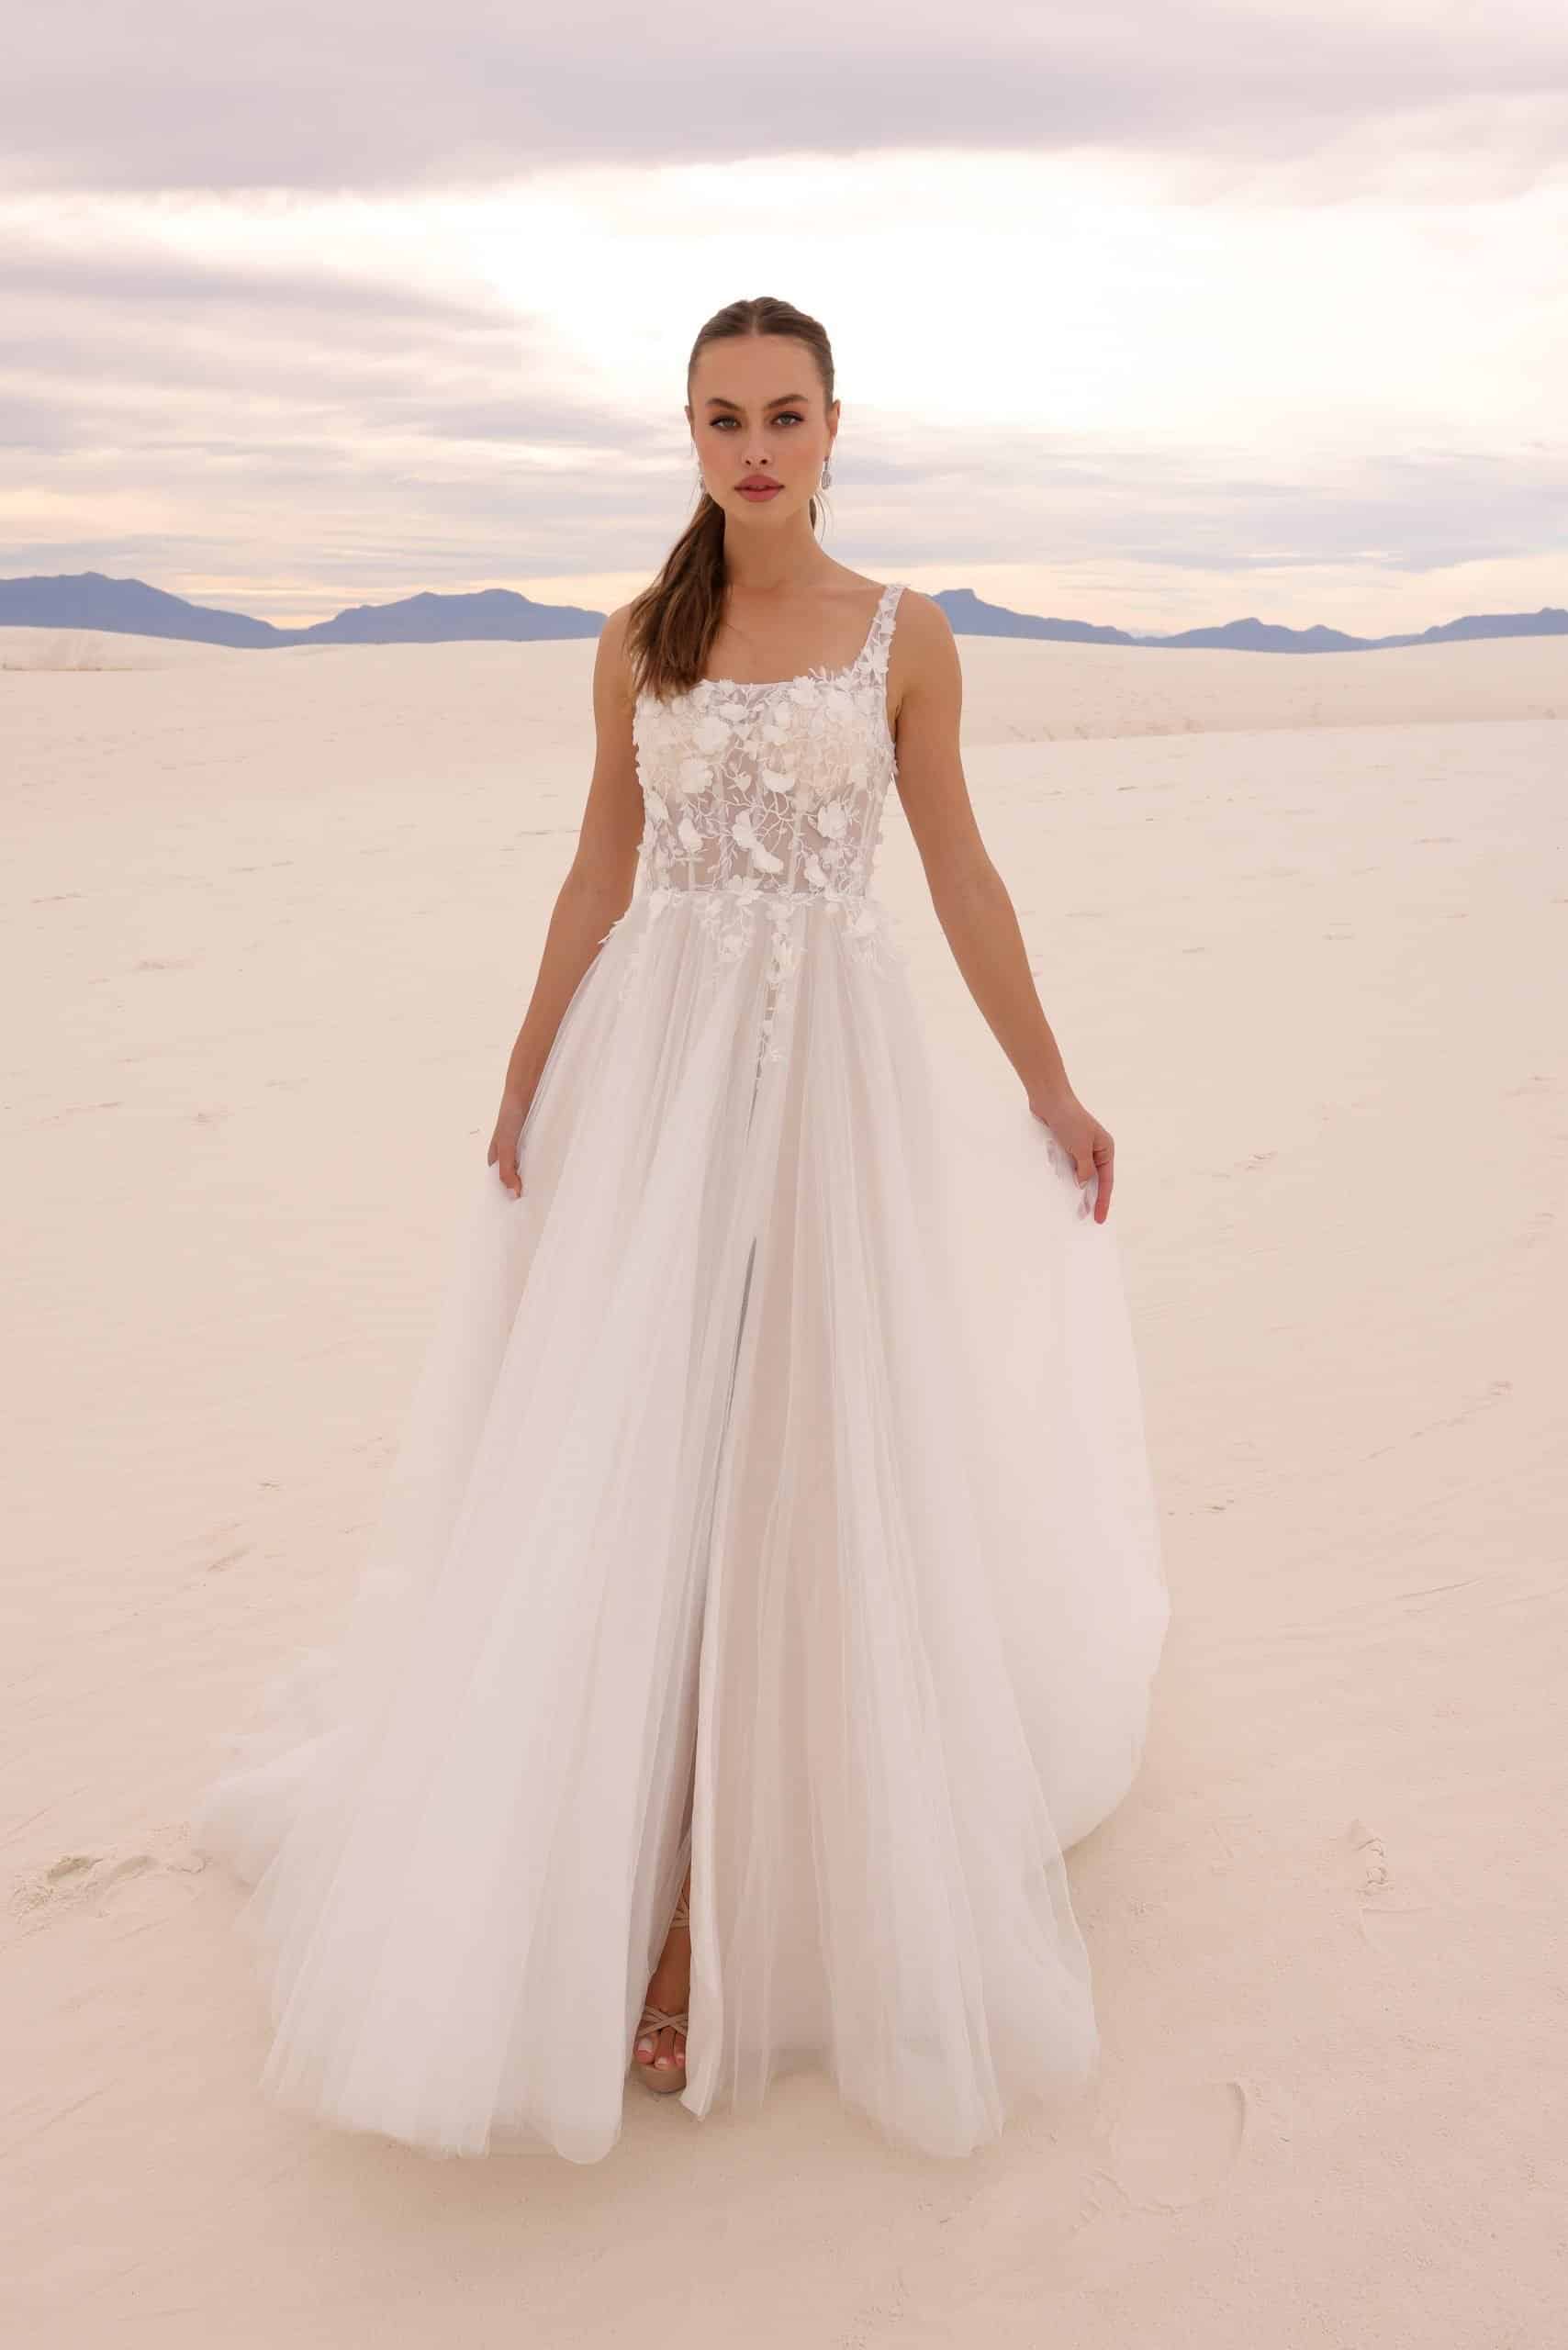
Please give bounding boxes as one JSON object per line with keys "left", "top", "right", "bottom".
{"left": 1029, "top": 1090, "right": 1115, "bottom": 1223}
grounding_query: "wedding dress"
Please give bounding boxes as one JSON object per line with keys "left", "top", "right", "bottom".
{"left": 191, "top": 580, "right": 1170, "bottom": 2165}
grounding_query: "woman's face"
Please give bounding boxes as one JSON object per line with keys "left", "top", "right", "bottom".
{"left": 687, "top": 335, "right": 837, "bottom": 522}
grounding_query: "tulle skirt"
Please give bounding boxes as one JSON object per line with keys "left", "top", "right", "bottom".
{"left": 191, "top": 884, "right": 1169, "bottom": 2165}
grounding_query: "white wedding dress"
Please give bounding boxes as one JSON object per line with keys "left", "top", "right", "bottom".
{"left": 191, "top": 581, "right": 1170, "bottom": 2165}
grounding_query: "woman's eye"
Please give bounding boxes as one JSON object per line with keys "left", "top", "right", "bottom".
{"left": 711, "top": 413, "right": 803, "bottom": 430}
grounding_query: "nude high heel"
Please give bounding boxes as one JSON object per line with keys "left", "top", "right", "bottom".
{"left": 632, "top": 1883, "right": 690, "bottom": 2096}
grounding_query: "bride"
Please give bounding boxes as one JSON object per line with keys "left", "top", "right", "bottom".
{"left": 192, "top": 293, "right": 1169, "bottom": 2165}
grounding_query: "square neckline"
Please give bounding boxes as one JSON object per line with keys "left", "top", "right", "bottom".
{"left": 692, "top": 580, "right": 899, "bottom": 694}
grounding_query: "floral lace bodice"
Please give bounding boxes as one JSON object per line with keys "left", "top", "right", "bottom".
{"left": 605, "top": 582, "right": 907, "bottom": 1058}
{"left": 632, "top": 582, "right": 904, "bottom": 906}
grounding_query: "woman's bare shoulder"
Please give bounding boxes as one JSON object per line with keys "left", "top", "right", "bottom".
{"left": 890, "top": 586, "right": 952, "bottom": 637}
{"left": 889, "top": 588, "right": 957, "bottom": 677}
{"left": 599, "top": 599, "right": 639, "bottom": 644}
{"left": 594, "top": 600, "right": 644, "bottom": 701}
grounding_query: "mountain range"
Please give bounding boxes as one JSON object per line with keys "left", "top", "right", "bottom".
{"left": 2, "top": 571, "right": 1563, "bottom": 655}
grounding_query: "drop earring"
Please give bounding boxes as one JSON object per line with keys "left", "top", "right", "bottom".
{"left": 820, "top": 459, "right": 834, "bottom": 490}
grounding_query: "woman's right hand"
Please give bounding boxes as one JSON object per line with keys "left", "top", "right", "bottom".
{"left": 487, "top": 1089, "right": 530, "bottom": 1198}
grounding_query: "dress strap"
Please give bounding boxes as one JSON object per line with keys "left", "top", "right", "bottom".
{"left": 863, "top": 582, "right": 906, "bottom": 680}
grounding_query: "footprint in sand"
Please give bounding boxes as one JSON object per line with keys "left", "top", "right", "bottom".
{"left": 11, "top": 1837, "right": 207, "bottom": 1931}
{"left": 1340, "top": 1816, "right": 1438, "bottom": 1956}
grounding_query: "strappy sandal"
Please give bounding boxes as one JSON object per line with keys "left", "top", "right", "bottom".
{"left": 632, "top": 1884, "right": 690, "bottom": 2096}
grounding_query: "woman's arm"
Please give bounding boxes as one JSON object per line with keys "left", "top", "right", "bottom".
{"left": 889, "top": 592, "right": 1116, "bottom": 1221}
{"left": 487, "top": 606, "right": 644, "bottom": 1198}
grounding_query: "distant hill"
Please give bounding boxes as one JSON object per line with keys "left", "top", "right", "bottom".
{"left": 0, "top": 573, "right": 602, "bottom": 649}
{"left": 927, "top": 588, "right": 1138, "bottom": 646}
{"left": 0, "top": 573, "right": 281, "bottom": 648}
{"left": 929, "top": 588, "right": 1568, "bottom": 654}
{"left": 295, "top": 588, "right": 602, "bottom": 645}
{"left": 2, "top": 570, "right": 1563, "bottom": 655}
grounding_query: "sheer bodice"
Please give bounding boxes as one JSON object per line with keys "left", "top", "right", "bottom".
{"left": 631, "top": 580, "right": 903, "bottom": 907}
{"left": 614, "top": 583, "right": 906, "bottom": 1057}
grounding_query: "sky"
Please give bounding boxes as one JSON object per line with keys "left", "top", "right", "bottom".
{"left": 3, "top": 0, "right": 1565, "bottom": 634}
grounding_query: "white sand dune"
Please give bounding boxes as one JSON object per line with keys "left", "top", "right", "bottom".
{"left": 4, "top": 621, "right": 1562, "bottom": 2346}
{"left": 1, "top": 625, "right": 242, "bottom": 672}
{"left": 5, "top": 615, "right": 1563, "bottom": 732}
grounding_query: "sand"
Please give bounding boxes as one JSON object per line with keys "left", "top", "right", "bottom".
{"left": 4, "top": 620, "right": 1562, "bottom": 2346}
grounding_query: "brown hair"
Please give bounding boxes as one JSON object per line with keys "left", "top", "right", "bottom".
{"left": 625, "top": 296, "right": 835, "bottom": 703}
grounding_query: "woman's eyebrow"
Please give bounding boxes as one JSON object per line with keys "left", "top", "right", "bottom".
{"left": 702, "top": 393, "right": 810, "bottom": 411}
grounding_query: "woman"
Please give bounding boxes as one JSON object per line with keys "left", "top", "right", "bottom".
{"left": 192, "top": 293, "right": 1169, "bottom": 2165}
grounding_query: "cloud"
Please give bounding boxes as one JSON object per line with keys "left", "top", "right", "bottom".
{"left": 0, "top": 249, "right": 501, "bottom": 323}
{"left": 6, "top": 0, "right": 1567, "bottom": 198}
